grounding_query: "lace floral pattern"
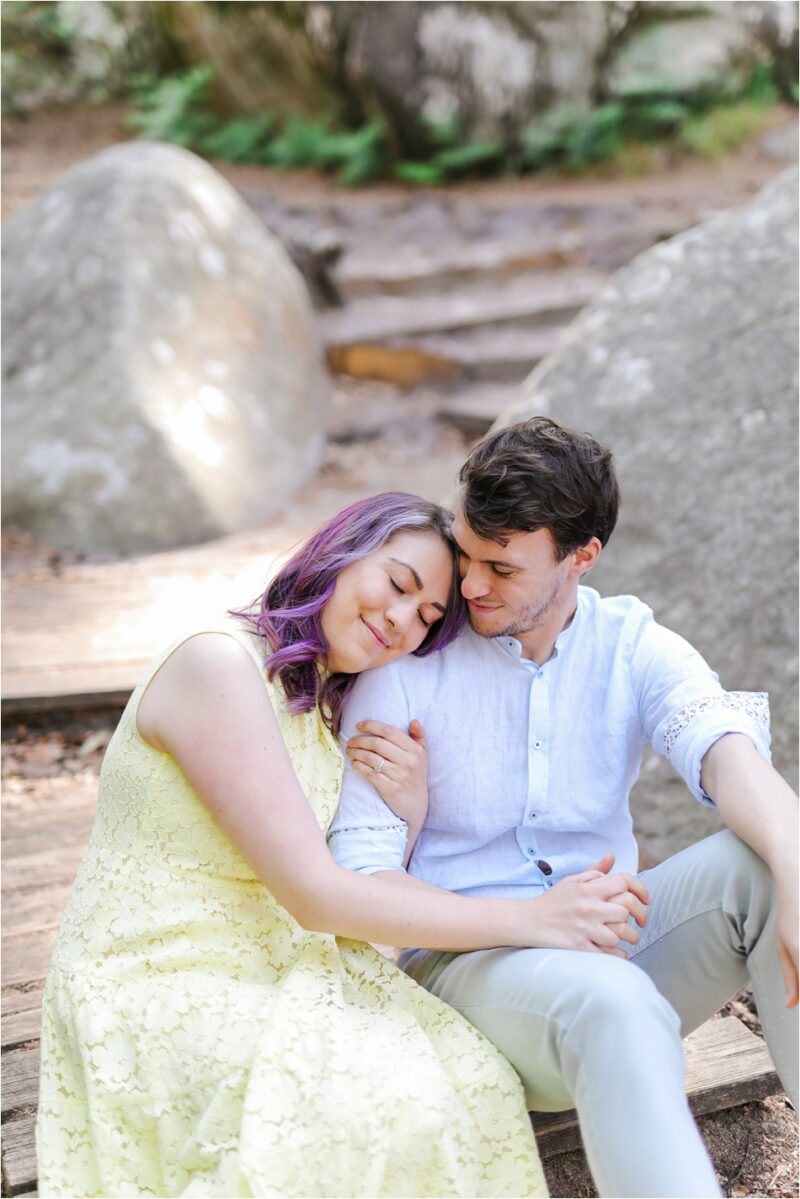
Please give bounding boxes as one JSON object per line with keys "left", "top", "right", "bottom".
{"left": 662, "top": 691, "right": 770, "bottom": 760}
{"left": 37, "top": 623, "right": 546, "bottom": 1198}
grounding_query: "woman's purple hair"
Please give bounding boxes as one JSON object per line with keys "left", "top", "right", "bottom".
{"left": 232, "top": 492, "right": 466, "bottom": 732}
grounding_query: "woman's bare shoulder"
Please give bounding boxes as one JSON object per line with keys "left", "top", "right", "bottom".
{"left": 137, "top": 630, "right": 269, "bottom": 750}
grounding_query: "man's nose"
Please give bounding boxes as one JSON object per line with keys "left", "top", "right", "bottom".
{"left": 460, "top": 565, "right": 491, "bottom": 600}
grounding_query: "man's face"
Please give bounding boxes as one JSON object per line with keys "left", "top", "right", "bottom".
{"left": 451, "top": 508, "right": 574, "bottom": 640}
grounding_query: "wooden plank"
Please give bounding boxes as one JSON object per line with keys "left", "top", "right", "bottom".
{"left": 437, "top": 385, "right": 521, "bottom": 436}
{"left": 327, "top": 342, "right": 463, "bottom": 388}
{"left": 532, "top": 1017, "right": 781, "bottom": 1158}
{"left": 1, "top": 790, "right": 97, "bottom": 839}
{"left": 3, "top": 983, "right": 45, "bottom": 1022}
{"left": 1, "top": 1115, "right": 37, "bottom": 1198}
{"left": 2, "top": 811, "right": 96, "bottom": 863}
{"left": 1, "top": 929, "right": 58, "bottom": 989}
{"left": 1, "top": 844, "right": 86, "bottom": 893}
{"left": 2, "top": 884, "right": 73, "bottom": 940}
{"left": 681, "top": 1013, "right": 782, "bottom": 1116}
{"left": 0, "top": 499, "right": 371, "bottom": 712}
{"left": 2, "top": 1006, "right": 43, "bottom": 1052}
{"left": 1, "top": 534, "right": 285, "bottom": 694}
{"left": 336, "top": 233, "right": 585, "bottom": 297}
{"left": 407, "top": 323, "right": 564, "bottom": 382}
{"left": 329, "top": 323, "right": 564, "bottom": 388}
{"left": 1, "top": 1114, "right": 37, "bottom": 1197}
{"left": 320, "top": 268, "right": 607, "bottom": 349}
{"left": 1, "top": 1047, "right": 40, "bottom": 1117}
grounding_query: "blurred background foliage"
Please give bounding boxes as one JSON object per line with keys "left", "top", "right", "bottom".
{"left": 3, "top": 0, "right": 798, "bottom": 184}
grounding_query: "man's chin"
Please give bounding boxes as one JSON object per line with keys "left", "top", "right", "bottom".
{"left": 467, "top": 608, "right": 506, "bottom": 638}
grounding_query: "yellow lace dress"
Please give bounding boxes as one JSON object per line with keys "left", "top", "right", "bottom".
{"left": 37, "top": 622, "right": 546, "bottom": 1198}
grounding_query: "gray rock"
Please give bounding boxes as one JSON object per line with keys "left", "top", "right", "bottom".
{"left": 1, "top": 141, "right": 328, "bottom": 555}
{"left": 606, "top": 13, "right": 756, "bottom": 97}
{"left": 500, "top": 168, "right": 798, "bottom": 859}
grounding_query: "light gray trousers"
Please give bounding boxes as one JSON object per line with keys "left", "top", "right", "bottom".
{"left": 402, "top": 830, "right": 798, "bottom": 1199}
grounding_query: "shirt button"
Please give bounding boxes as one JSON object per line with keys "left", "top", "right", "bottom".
{"left": 533, "top": 740, "right": 542, "bottom": 749}
{"left": 528, "top": 812, "right": 536, "bottom": 820}
{"left": 536, "top": 859, "right": 553, "bottom": 876}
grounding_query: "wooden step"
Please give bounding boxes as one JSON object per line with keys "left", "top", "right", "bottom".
{"left": 1, "top": 1114, "right": 37, "bottom": 1198}
{"left": 409, "top": 323, "right": 565, "bottom": 382}
{"left": 437, "top": 383, "right": 524, "bottom": 435}
{"left": 336, "top": 233, "right": 586, "bottom": 298}
{"left": 531, "top": 1016, "right": 782, "bottom": 1159}
{"left": 322, "top": 268, "right": 606, "bottom": 367}
{"left": 330, "top": 323, "right": 565, "bottom": 389}
{"left": 1, "top": 533, "right": 287, "bottom": 714}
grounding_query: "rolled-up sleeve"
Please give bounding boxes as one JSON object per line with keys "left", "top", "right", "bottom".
{"left": 327, "top": 662, "right": 410, "bottom": 874}
{"left": 630, "top": 615, "right": 771, "bottom": 806}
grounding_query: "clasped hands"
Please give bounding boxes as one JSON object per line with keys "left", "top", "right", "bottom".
{"left": 346, "top": 719, "right": 649, "bottom": 956}
{"left": 540, "top": 852, "right": 650, "bottom": 957}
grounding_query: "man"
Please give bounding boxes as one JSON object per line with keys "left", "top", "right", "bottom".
{"left": 327, "top": 417, "right": 798, "bottom": 1198}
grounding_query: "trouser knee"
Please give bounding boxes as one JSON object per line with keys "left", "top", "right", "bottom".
{"left": 560, "top": 958, "right": 683, "bottom": 1079}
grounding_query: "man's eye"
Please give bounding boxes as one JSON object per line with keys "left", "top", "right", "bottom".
{"left": 492, "top": 568, "right": 515, "bottom": 578}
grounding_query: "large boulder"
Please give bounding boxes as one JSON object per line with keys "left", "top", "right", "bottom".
{"left": 499, "top": 167, "right": 798, "bottom": 859}
{"left": 2, "top": 141, "right": 328, "bottom": 555}
{"left": 161, "top": 0, "right": 797, "bottom": 148}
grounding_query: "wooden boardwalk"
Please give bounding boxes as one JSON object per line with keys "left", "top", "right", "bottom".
{"left": 1, "top": 765, "right": 784, "bottom": 1194}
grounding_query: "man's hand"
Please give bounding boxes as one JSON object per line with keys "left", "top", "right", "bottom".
{"left": 535, "top": 853, "right": 650, "bottom": 957}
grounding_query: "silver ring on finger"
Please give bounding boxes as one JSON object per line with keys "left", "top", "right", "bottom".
{"left": 373, "top": 757, "right": 385, "bottom": 775}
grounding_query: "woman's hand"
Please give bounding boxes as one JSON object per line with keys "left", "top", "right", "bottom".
{"left": 524, "top": 854, "right": 650, "bottom": 956}
{"left": 346, "top": 719, "right": 429, "bottom": 834}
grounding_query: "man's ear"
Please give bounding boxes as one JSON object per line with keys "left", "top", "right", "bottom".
{"left": 571, "top": 537, "right": 602, "bottom": 577}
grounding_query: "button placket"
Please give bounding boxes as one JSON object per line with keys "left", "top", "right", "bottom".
{"left": 519, "top": 664, "right": 550, "bottom": 857}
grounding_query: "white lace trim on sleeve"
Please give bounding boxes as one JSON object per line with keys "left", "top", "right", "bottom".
{"left": 662, "top": 691, "right": 770, "bottom": 760}
{"left": 327, "top": 824, "right": 407, "bottom": 840}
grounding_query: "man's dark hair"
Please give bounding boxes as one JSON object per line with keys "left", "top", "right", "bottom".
{"left": 458, "top": 416, "right": 620, "bottom": 560}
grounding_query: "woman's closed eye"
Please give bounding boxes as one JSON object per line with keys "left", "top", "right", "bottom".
{"left": 390, "top": 578, "right": 432, "bottom": 628}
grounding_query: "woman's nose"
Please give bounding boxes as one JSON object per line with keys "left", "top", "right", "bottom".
{"left": 386, "top": 601, "right": 414, "bottom": 640}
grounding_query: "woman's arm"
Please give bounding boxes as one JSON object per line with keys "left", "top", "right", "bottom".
{"left": 137, "top": 634, "right": 641, "bottom": 953}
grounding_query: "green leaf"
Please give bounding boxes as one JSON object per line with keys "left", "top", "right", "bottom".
{"left": 565, "top": 103, "right": 624, "bottom": 167}
{"left": 263, "top": 116, "right": 332, "bottom": 168}
{"left": 125, "top": 66, "right": 216, "bottom": 147}
{"left": 420, "top": 111, "right": 462, "bottom": 147}
{"left": 201, "top": 113, "right": 275, "bottom": 163}
{"left": 394, "top": 161, "right": 445, "bottom": 185}
{"left": 432, "top": 139, "right": 505, "bottom": 173}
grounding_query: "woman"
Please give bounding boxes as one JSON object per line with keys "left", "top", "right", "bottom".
{"left": 37, "top": 492, "right": 549, "bottom": 1198}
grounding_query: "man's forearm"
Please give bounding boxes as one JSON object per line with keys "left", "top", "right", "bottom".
{"left": 700, "top": 733, "right": 798, "bottom": 874}
{"left": 701, "top": 732, "right": 799, "bottom": 1006}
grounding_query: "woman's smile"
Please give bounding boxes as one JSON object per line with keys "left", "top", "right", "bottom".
{"left": 361, "top": 617, "right": 391, "bottom": 649}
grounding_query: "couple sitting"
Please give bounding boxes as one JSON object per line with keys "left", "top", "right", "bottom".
{"left": 38, "top": 417, "right": 797, "bottom": 1199}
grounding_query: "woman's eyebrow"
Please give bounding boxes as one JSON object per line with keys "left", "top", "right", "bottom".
{"left": 389, "top": 558, "right": 446, "bottom": 613}
{"left": 389, "top": 557, "right": 423, "bottom": 589}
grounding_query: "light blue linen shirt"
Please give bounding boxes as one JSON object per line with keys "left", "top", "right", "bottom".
{"left": 327, "top": 587, "right": 771, "bottom": 900}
